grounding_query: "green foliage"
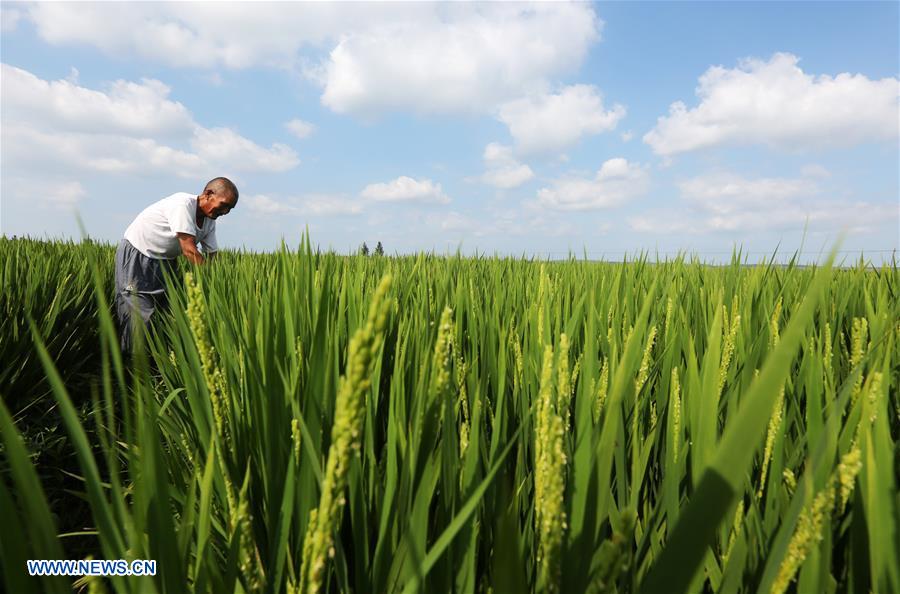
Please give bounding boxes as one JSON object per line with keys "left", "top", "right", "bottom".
{"left": 0, "top": 237, "right": 112, "bottom": 409}
{"left": 1, "top": 237, "right": 898, "bottom": 593}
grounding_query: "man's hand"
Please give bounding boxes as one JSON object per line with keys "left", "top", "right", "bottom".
{"left": 177, "top": 233, "right": 205, "bottom": 264}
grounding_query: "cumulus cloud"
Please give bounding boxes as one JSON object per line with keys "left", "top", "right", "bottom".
{"left": 480, "top": 143, "right": 534, "bottom": 189}
{"left": 497, "top": 84, "right": 625, "bottom": 154}
{"left": 327, "top": 7, "right": 600, "bottom": 117}
{"left": 191, "top": 127, "right": 297, "bottom": 172}
{"left": 2, "top": 64, "right": 194, "bottom": 138}
{"left": 628, "top": 168, "right": 899, "bottom": 234}
{"left": 22, "top": 3, "right": 600, "bottom": 117}
{"left": 285, "top": 118, "right": 316, "bottom": 139}
{"left": 319, "top": 4, "right": 600, "bottom": 116}
{"left": 2, "top": 123, "right": 208, "bottom": 178}
{"left": 361, "top": 176, "right": 450, "bottom": 204}
{"left": 23, "top": 2, "right": 351, "bottom": 69}
{"left": 1, "top": 64, "right": 299, "bottom": 180}
{"left": 644, "top": 53, "right": 900, "bottom": 155}
{"left": 536, "top": 158, "right": 649, "bottom": 210}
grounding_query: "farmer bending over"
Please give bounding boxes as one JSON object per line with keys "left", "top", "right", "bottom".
{"left": 115, "top": 177, "right": 238, "bottom": 353}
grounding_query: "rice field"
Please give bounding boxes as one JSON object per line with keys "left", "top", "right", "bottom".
{"left": 1, "top": 235, "right": 898, "bottom": 593}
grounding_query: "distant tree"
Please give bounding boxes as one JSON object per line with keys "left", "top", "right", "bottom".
{"left": 360, "top": 242, "right": 370, "bottom": 256}
{"left": 374, "top": 241, "right": 384, "bottom": 256}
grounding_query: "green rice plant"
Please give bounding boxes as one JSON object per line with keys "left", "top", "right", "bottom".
{"left": 300, "top": 275, "right": 392, "bottom": 594}
{"left": 0, "top": 237, "right": 113, "bottom": 408}
{"left": 0, "top": 237, "right": 897, "bottom": 594}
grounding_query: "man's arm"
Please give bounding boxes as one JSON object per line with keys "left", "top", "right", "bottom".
{"left": 177, "top": 233, "right": 205, "bottom": 264}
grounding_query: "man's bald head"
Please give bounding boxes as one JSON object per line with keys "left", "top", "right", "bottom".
{"left": 204, "top": 177, "right": 239, "bottom": 203}
{"left": 199, "top": 177, "right": 239, "bottom": 220}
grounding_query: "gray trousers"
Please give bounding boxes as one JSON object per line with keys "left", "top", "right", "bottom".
{"left": 114, "top": 239, "right": 177, "bottom": 353}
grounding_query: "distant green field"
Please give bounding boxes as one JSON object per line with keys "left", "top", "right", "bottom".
{"left": 1, "top": 236, "right": 897, "bottom": 593}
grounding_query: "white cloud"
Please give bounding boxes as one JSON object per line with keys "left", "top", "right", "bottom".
{"left": 246, "top": 194, "right": 297, "bottom": 215}
{"left": 629, "top": 169, "right": 899, "bottom": 234}
{"left": 2, "top": 123, "right": 207, "bottom": 178}
{"left": 191, "top": 127, "right": 298, "bottom": 172}
{"left": 483, "top": 166, "right": 535, "bottom": 190}
{"left": 246, "top": 193, "right": 363, "bottom": 217}
{"left": 497, "top": 84, "right": 625, "bottom": 154}
{"left": 630, "top": 201, "right": 898, "bottom": 236}
{"left": 644, "top": 53, "right": 900, "bottom": 155}
{"left": 1, "top": 64, "right": 299, "bottom": 180}
{"left": 432, "top": 211, "right": 480, "bottom": 233}
{"left": 319, "top": 4, "right": 600, "bottom": 116}
{"left": 536, "top": 158, "right": 649, "bottom": 210}
{"left": 424, "top": 207, "right": 576, "bottom": 239}
{"left": 480, "top": 142, "right": 534, "bottom": 189}
{"left": 800, "top": 164, "right": 831, "bottom": 179}
{"left": 285, "top": 118, "right": 316, "bottom": 139}
{"left": 46, "top": 181, "right": 87, "bottom": 206}
{"left": 3, "top": 177, "right": 87, "bottom": 209}
{"left": 484, "top": 142, "right": 514, "bottom": 164}
{"left": 492, "top": 206, "right": 578, "bottom": 238}
{"left": 1, "top": 178, "right": 89, "bottom": 241}
{"left": 22, "top": 3, "right": 600, "bottom": 117}
{"left": 628, "top": 216, "right": 691, "bottom": 235}
{"left": 24, "top": 3, "right": 342, "bottom": 69}
{"left": 678, "top": 172, "right": 818, "bottom": 215}
{"left": 301, "top": 195, "right": 363, "bottom": 216}
{"left": 361, "top": 176, "right": 450, "bottom": 204}
{"left": 621, "top": 131, "right": 633, "bottom": 142}
{"left": 1, "top": 7, "right": 21, "bottom": 33}
{"left": 2, "top": 64, "right": 194, "bottom": 138}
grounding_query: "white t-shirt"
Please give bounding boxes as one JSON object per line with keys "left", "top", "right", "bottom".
{"left": 124, "top": 192, "right": 218, "bottom": 259}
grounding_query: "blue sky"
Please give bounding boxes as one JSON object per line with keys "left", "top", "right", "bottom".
{"left": 1, "top": 1, "right": 897, "bottom": 263}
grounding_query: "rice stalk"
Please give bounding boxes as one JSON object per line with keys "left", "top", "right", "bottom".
{"left": 299, "top": 275, "right": 392, "bottom": 594}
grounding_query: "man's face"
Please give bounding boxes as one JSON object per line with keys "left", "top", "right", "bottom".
{"left": 201, "top": 189, "right": 237, "bottom": 219}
